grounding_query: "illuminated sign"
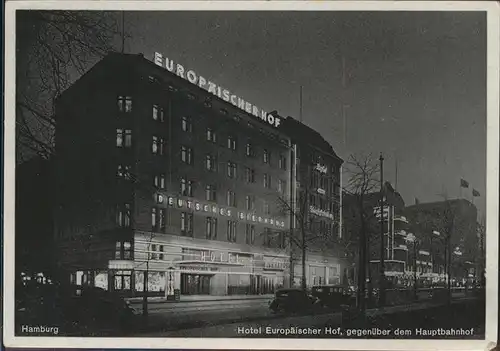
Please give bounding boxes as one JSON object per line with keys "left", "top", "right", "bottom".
{"left": 264, "top": 256, "right": 289, "bottom": 271}
{"left": 314, "top": 164, "right": 328, "bottom": 174}
{"left": 316, "top": 188, "right": 326, "bottom": 195}
{"left": 157, "top": 194, "right": 286, "bottom": 229}
{"left": 153, "top": 52, "right": 281, "bottom": 128}
{"left": 309, "top": 206, "right": 335, "bottom": 220}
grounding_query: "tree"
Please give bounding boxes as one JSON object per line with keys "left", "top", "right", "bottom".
{"left": 342, "top": 153, "right": 380, "bottom": 311}
{"left": 273, "top": 162, "right": 342, "bottom": 290}
{"left": 16, "top": 10, "right": 120, "bottom": 161}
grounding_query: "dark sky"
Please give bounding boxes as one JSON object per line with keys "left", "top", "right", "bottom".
{"left": 120, "top": 11, "right": 486, "bottom": 215}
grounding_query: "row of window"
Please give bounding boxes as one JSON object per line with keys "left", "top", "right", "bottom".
{"left": 116, "top": 203, "right": 284, "bottom": 247}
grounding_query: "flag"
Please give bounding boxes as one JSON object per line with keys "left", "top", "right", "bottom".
{"left": 473, "top": 189, "right": 481, "bottom": 197}
{"left": 460, "top": 179, "right": 469, "bottom": 188}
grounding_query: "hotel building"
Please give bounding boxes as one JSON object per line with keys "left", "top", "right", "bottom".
{"left": 54, "top": 52, "right": 293, "bottom": 297}
{"left": 279, "top": 117, "right": 345, "bottom": 287}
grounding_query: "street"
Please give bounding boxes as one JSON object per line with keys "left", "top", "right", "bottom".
{"left": 128, "top": 289, "right": 473, "bottom": 336}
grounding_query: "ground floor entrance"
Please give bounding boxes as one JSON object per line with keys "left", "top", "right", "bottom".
{"left": 180, "top": 273, "right": 212, "bottom": 295}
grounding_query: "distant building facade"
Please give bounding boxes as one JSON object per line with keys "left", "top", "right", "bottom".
{"left": 54, "top": 52, "right": 293, "bottom": 297}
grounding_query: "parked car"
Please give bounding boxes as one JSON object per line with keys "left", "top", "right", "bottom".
{"left": 16, "top": 283, "right": 140, "bottom": 336}
{"left": 269, "top": 288, "right": 319, "bottom": 314}
{"left": 311, "top": 285, "right": 352, "bottom": 309}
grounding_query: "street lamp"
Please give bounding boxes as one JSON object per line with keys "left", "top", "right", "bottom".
{"left": 406, "top": 233, "right": 418, "bottom": 301}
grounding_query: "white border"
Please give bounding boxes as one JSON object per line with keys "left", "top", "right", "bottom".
{"left": 4, "top": 1, "right": 499, "bottom": 350}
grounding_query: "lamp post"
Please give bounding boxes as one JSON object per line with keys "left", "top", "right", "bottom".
{"left": 406, "top": 233, "right": 418, "bottom": 301}
{"left": 378, "top": 153, "right": 385, "bottom": 307}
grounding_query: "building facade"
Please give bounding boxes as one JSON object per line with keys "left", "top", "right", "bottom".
{"left": 54, "top": 52, "right": 293, "bottom": 297}
{"left": 405, "top": 199, "right": 479, "bottom": 286}
{"left": 279, "top": 117, "right": 345, "bottom": 288}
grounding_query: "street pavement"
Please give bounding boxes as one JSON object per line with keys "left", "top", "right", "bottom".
{"left": 129, "top": 290, "right": 470, "bottom": 336}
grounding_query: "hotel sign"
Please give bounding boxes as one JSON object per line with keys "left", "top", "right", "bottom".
{"left": 157, "top": 194, "right": 286, "bottom": 229}
{"left": 264, "top": 256, "right": 289, "bottom": 271}
{"left": 309, "top": 206, "right": 335, "bottom": 220}
{"left": 154, "top": 52, "right": 281, "bottom": 128}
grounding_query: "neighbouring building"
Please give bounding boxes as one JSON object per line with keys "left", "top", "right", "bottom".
{"left": 54, "top": 52, "right": 293, "bottom": 298}
{"left": 405, "top": 199, "right": 479, "bottom": 286}
{"left": 279, "top": 116, "right": 345, "bottom": 288}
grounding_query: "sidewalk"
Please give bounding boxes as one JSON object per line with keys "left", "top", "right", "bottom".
{"left": 126, "top": 294, "right": 274, "bottom": 304}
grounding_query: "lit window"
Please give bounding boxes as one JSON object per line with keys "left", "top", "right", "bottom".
{"left": 246, "top": 142, "right": 254, "bottom": 157}
{"left": 264, "top": 174, "right": 272, "bottom": 189}
{"left": 245, "top": 195, "right": 254, "bottom": 211}
{"left": 264, "top": 201, "right": 271, "bottom": 215}
{"left": 117, "top": 203, "right": 131, "bottom": 227}
{"left": 206, "top": 154, "right": 217, "bottom": 172}
{"left": 152, "top": 207, "right": 166, "bottom": 232}
{"left": 227, "top": 220, "right": 237, "bottom": 242}
{"left": 207, "top": 128, "right": 217, "bottom": 143}
{"left": 181, "top": 212, "right": 194, "bottom": 236}
{"left": 152, "top": 136, "right": 165, "bottom": 155}
{"left": 206, "top": 217, "right": 217, "bottom": 240}
{"left": 278, "top": 179, "right": 286, "bottom": 194}
{"left": 152, "top": 104, "right": 165, "bottom": 122}
{"left": 117, "top": 96, "right": 132, "bottom": 113}
{"left": 181, "top": 146, "right": 193, "bottom": 165}
{"left": 227, "top": 190, "right": 236, "bottom": 207}
{"left": 246, "top": 224, "right": 255, "bottom": 245}
{"left": 181, "top": 116, "right": 192, "bottom": 132}
{"left": 263, "top": 149, "right": 270, "bottom": 164}
{"left": 180, "top": 178, "right": 193, "bottom": 197}
{"left": 227, "top": 136, "right": 237, "bottom": 150}
{"left": 154, "top": 174, "right": 166, "bottom": 189}
{"left": 227, "top": 162, "right": 237, "bottom": 178}
{"left": 245, "top": 167, "right": 255, "bottom": 183}
{"left": 206, "top": 184, "right": 217, "bottom": 202}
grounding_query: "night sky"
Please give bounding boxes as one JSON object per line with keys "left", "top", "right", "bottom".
{"left": 117, "top": 10, "right": 486, "bottom": 215}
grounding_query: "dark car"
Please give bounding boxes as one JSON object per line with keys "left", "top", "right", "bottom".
{"left": 311, "top": 285, "right": 352, "bottom": 309}
{"left": 269, "top": 288, "right": 319, "bottom": 314}
{"left": 16, "top": 283, "right": 139, "bottom": 336}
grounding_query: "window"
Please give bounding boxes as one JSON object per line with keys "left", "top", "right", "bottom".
{"left": 227, "top": 136, "right": 237, "bottom": 150}
{"left": 227, "top": 190, "right": 236, "bottom": 207}
{"left": 114, "top": 270, "right": 131, "bottom": 290}
{"left": 117, "top": 165, "right": 131, "bottom": 178}
{"left": 279, "top": 154, "right": 287, "bottom": 170}
{"left": 245, "top": 195, "right": 254, "bottom": 211}
{"left": 154, "top": 174, "right": 166, "bottom": 189}
{"left": 181, "top": 146, "right": 193, "bottom": 165}
{"left": 278, "top": 179, "right": 286, "bottom": 194}
{"left": 207, "top": 128, "right": 217, "bottom": 143}
{"left": 181, "top": 116, "right": 192, "bottom": 132}
{"left": 227, "top": 220, "right": 237, "bottom": 242}
{"left": 116, "top": 129, "right": 132, "bottom": 148}
{"left": 263, "top": 149, "right": 270, "bottom": 164}
{"left": 206, "top": 154, "right": 217, "bottom": 172}
{"left": 246, "top": 142, "right": 254, "bottom": 157}
{"left": 206, "top": 217, "right": 218, "bottom": 240}
{"left": 278, "top": 231, "right": 286, "bottom": 249}
{"left": 152, "top": 104, "right": 165, "bottom": 122}
{"left": 227, "top": 162, "right": 237, "bottom": 178}
{"left": 115, "top": 241, "right": 132, "bottom": 260}
{"left": 264, "top": 174, "right": 272, "bottom": 189}
{"left": 180, "top": 178, "right": 193, "bottom": 197}
{"left": 152, "top": 207, "right": 166, "bottom": 232}
{"left": 117, "top": 96, "right": 132, "bottom": 113}
{"left": 152, "top": 136, "right": 166, "bottom": 155}
{"left": 264, "top": 228, "right": 272, "bottom": 247}
{"left": 264, "top": 201, "right": 271, "bottom": 215}
{"left": 206, "top": 184, "right": 217, "bottom": 202}
{"left": 245, "top": 167, "right": 255, "bottom": 183}
{"left": 181, "top": 212, "right": 194, "bottom": 236}
{"left": 245, "top": 224, "right": 255, "bottom": 245}
{"left": 116, "top": 203, "right": 131, "bottom": 227}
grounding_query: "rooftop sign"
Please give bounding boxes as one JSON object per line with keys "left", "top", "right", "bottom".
{"left": 153, "top": 52, "right": 281, "bottom": 128}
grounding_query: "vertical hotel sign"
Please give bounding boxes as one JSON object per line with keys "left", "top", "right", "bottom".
{"left": 153, "top": 52, "right": 281, "bottom": 128}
